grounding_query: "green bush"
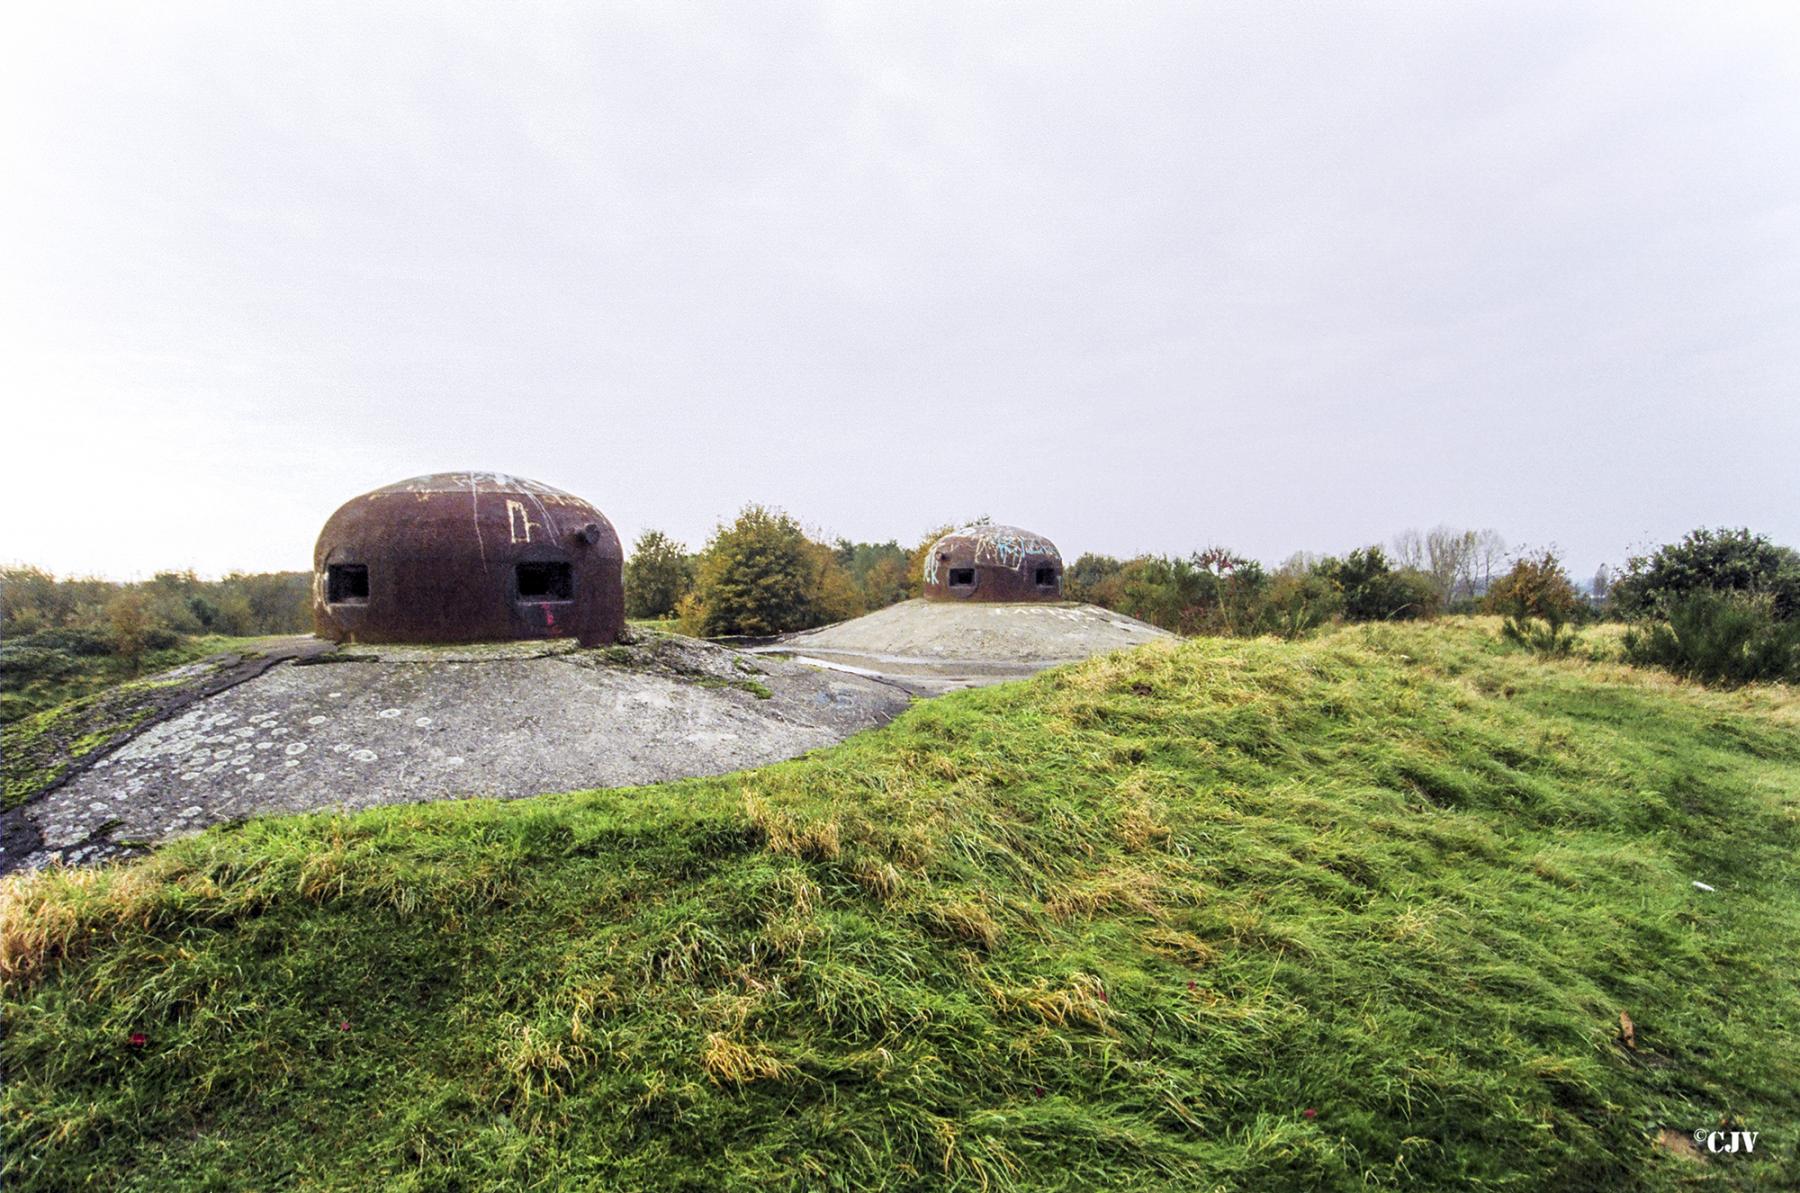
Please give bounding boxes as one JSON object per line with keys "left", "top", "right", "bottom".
{"left": 0, "top": 646, "right": 79, "bottom": 682}
{"left": 1623, "top": 592, "right": 1800, "bottom": 686}
{"left": 1483, "top": 550, "right": 1582, "bottom": 623}
{"left": 1261, "top": 568, "right": 1342, "bottom": 638}
{"left": 624, "top": 530, "right": 695, "bottom": 620}
{"left": 1073, "top": 549, "right": 1346, "bottom": 640}
{"left": 1317, "top": 547, "right": 1439, "bottom": 621}
{"left": 19, "top": 627, "right": 115, "bottom": 657}
{"left": 1082, "top": 551, "right": 1275, "bottom": 636}
{"left": 1611, "top": 527, "right": 1800, "bottom": 620}
{"left": 682, "top": 506, "right": 863, "bottom": 637}
{"left": 2, "top": 568, "right": 310, "bottom": 643}
{"left": 831, "top": 539, "right": 910, "bottom": 611}
{"left": 854, "top": 554, "right": 909, "bottom": 610}
{"left": 1064, "top": 552, "right": 1124, "bottom": 603}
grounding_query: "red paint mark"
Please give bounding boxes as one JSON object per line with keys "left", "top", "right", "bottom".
{"left": 542, "top": 604, "right": 555, "bottom": 628}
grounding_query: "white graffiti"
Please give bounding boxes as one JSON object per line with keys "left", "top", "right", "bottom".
{"left": 391, "top": 472, "right": 575, "bottom": 498}
{"left": 506, "top": 499, "right": 541, "bottom": 544}
{"left": 922, "top": 524, "right": 1059, "bottom": 583}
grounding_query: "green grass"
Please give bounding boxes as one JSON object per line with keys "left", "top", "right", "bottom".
{"left": 3, "top": 621, "right": 1797, "bottom": 1190}
{"left": 1, "top": 637, "right": 283, "bottom": 810}
{"left": 628, "top": 617, "right": 685, "bottom": 635}
{"left": 0, "top": 634, "right": 277, "bottom": 725}
{"left": 1, "top": 686, "right": 164, "bottom": 809}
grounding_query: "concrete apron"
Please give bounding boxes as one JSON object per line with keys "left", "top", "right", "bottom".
{"left": 747, "top": 600, "right": 1175, "bottom": 695}
{"left": 3, "top": 634, "right": 908, "bottom": 874}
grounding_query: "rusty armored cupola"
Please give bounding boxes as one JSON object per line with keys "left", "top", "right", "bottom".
{"left": 312, "top": 472, "right": 625, "bottom": 647}
{"left": 922, "top": 524, "right": 1063, "bottom": 602}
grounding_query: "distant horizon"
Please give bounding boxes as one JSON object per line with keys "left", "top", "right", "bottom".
{"left": 0, "top": 482, "right": 1710, "bottom": 588}
{"left": 5, "top": 5, "right": 1796, "bottom": 585}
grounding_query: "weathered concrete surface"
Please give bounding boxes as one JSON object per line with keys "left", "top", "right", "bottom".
{"left": 0, "top": 637, "right": 338, "bottom": 866}
{"left": 752, "top": 600, "right": 1172, "bottom": 695}
{"left": 2, "top": 633, "right": 907, "bottom": 873}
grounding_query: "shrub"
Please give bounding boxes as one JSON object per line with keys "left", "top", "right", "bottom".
{"left": 1611, "top": 527, "right": 1800, "bottom": 620}
{"left": 1485, "top": 550, "right": 1582, "bottom": 656}
{"left": 20, "top": 627, "right": 116, "bottom": 658}
{"left": 0, "top": 646, "right": 79, "bottom": 682}
{"left": 683, "top": 506, "right": 862, "bottom": 637}
{"left": 107, "top": 593, "right": 154, "bottom": 674}
{"left": 1064, "top": 553, "right": 1124, "bottom": 604}
{"left": 809, "top": 541, "right": 868, "bottom": 626}
{"left": 1090, "top": 556, "right": 1206, "bottom": 633}
{"left": 624, "top": 530, "right": 695, "bottom": 620}
{"left": 2, "top": 568, "right": 310, "bottom": 641}
{"left": 855, "top": 554, "right": 910, "bottom": 610}
{"left": 1484, "top": 550, "right": 1582, "bottom": 624}
{"left": 1317, "top": 548, "right": 1439, "bottom": 622}
{"left": 1261, "top": 569, "right": 1342, "bottom": 639}
{"left": 1, "top": 567, "right": 113, "bottom": 632}
{"left": 1623, "top": 592, "right": 1800, "bottom": 686}
{"left": 1383, "top": 570, "right": 1443, "bottom": 621}
{"left": 1081, "top": 550, "right": 1283, "bottom": 637}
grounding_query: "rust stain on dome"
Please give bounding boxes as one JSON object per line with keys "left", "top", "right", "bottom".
{"left": 921, "top": 524, "right": 1063, "bottom": 603}
{"left": 312, "top": 472, "right": 624, "bottom": 647}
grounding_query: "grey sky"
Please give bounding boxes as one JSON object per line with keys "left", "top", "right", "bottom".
{"left": 4, "top": 2, "right": 1796, "bottom": 581}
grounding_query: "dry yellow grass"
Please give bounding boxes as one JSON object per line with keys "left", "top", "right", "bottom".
{"left": 699, "top": 1033, "right": 790, "bottom": 1086}
{"left": 988, "top": 972, "right": 1116, "bottom": 1031}
{"left": 0, "top": 862, "right": 163, "bottom": 985}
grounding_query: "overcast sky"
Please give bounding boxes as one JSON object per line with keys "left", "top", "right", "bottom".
{"left": 4, "top": 2, "right": 1796, "bottom": 581}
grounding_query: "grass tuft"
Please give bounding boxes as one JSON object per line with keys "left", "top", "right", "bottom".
{"left": 700, "top": 1033, "right": 792, "bottom": 1086}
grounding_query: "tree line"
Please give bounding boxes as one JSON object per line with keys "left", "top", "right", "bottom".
{"left": 1, "top": 568, "right": 313, "bottom": 721}
{"left": 629, "top": 511, "right": 1799, "bottom": 686}
{"left": 5, "top": 518, "right": 1794, "bottom": 719}
{"left": 628, "top": 511, "right": 1510, "bottom": 640}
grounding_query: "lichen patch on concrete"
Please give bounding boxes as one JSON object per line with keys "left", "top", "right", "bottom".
{"left": 2, "top": 633, "right": 907, "bottom": 873}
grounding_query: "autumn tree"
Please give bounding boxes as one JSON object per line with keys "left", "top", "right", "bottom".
{"left": 682, "top": 506, "right": 861, "bottom": 636}
{"left": 1484, "top": 548, "right": 1582, "bottom": 655}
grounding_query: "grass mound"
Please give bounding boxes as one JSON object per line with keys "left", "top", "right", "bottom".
{"left": 0, "top": 633, "right": 273, "bottom": 726}
{"left": 3, "top": 623, "right": 1797, "bottom": 1190}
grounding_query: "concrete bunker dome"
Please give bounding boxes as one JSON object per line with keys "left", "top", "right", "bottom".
{"left": 312, "top": 472, "right": 624, "bottom": 647}
{"left": 922, "top": 524, "right": 1063, "bottom": 602}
